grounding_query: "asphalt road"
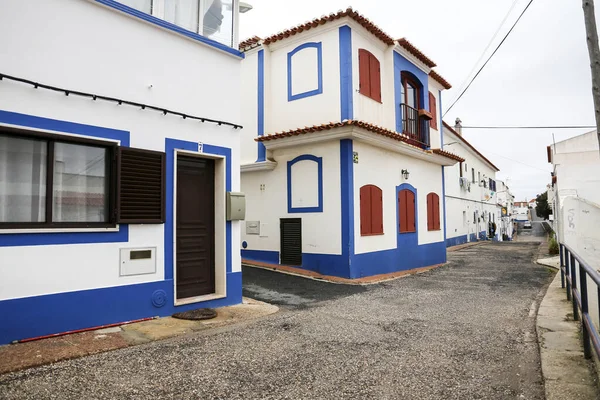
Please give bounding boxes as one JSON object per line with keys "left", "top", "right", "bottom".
{"left": 0, "top": 242, "right": 553, "bottom": 400}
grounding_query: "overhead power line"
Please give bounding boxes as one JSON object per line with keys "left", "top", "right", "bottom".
{"left": 461, "top": 125, "right": 596, "bottom": 129}
{"left": 443, "top": 0, "right": 535, "bottom": 117}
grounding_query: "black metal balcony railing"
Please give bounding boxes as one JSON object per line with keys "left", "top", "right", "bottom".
{"left": 560, "top": 243, "right": 600, "bottom": 360}
{"left": 400, "top": 103, "right": 430, "bottom": 149}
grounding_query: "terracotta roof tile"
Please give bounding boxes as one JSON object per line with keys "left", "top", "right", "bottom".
{"left": 256, "top": 120, "right": 464, "bottom": 162}
{"left": 442, "top": 121, "right": 500, "bottom": 171}
{"left": 396, "top": 38, "right": 436, "bottom": 68}
{"left": 262, "top": 8, "right": 395, "bottom": 46}
{"left": 239, "top": 36, "right": 262, "bottom": 50}
{"left": 429, "top": 70, "right": 452, "bottom": 89}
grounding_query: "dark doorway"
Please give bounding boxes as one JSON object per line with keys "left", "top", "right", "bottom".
{"left": 176, "top": 155, "right": 215, "bottom": 299}
{"left": 280, "top": 218, "right": 302, "bottom": 266}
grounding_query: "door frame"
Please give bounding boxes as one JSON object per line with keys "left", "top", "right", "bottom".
{"left": 173, "top": 150, "right": 226, "bottom": 306}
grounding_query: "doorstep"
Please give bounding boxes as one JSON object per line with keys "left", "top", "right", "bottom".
{"left": 242, "top": 259, "right": 446, "bottom": 285}
{"left": 0, "top": 297, "right": 278, "bottom": 375}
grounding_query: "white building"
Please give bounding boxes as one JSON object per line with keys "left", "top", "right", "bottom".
{"left": 496, "top": 180, "right": 516, "bottom": 240}
{"left": 237, "top": 9, "right": 463, "bottom": 279}
{"left": 547, "top": 130, "right": 600, "bottom": 264}
{"left": 0, "top": 0, "right": 245, "bottom": 344}
{"left": 513, "top": 201, "right": 531, "bottom": 222}
{"left": 442, "top": 122, "right": 501, "bottom": 246}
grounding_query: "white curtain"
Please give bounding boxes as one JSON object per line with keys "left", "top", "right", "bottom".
{"left": 202, "top": 0, "right": 233, "bottom": 47}
{"left": 0, "top": 136, "right": 46, "bottom": 223}
{"left": 164, "top": 0, "right": 199, "bottom": 32}
{"left": 53, "top": 143, "right": 107, "bottom": 223}
{"left": 120, "top": 0, "right": 152, "bottom": 13}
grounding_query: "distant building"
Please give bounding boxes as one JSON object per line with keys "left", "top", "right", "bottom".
{"left": 496, "top": 180, "right": 515, "bottom": 240}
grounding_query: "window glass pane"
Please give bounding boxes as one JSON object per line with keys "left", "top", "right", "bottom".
{"left": 53, "top": 143, "right": 108, "bottom": 223}
{"left": 165, "top": 0, "right": 200, "bottom": 32}
{"left": 0, "top": 135, "right": 47, "bottom": 222}
{"left": 202, "top": 0, "right": 234, "bottom": 47}
{"left": 120, "top": 0, "right": 152, "bottom": 13}
{"left": 407, "top": 82, "right": 416, "bottom": 109}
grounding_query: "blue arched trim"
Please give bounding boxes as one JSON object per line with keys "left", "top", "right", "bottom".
{"left": 287, "top": 154, "right": 323, "bottom": 213}
{"left": 393, "top": 51, "right": 429, "bottom": 133}
{"left": 287, "top": 42, "right": 323, "bottom": 101}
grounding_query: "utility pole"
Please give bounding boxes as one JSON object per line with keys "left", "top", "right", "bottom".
{"left": 582, "top": 0, "right": 600, "bottom": 154}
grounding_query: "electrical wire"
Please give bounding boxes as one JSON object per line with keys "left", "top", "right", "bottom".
{"left": 443, "top": 0, "right": 535, "bottom": 117}
{"left": 479, "top": 149, "right": 549, "bottom": 172}
{"left": 461, "top": 125, "right": 596, "bottom": 129}
{"left": 0, "top": 72, "right": 243, "bottom": 129}
{"left": 451, "top": 0, "right": 522, "bottom": 99}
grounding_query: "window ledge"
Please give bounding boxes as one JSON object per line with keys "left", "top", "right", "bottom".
{"left": 358, "top": 91, "right": 383, "bottom": 104}
{"left": 0, "top": 226, "right": 120, "bottom": 234}
{"left": 361, "top": 232, "right": 384, "bottom": 236}
{"left": 92, "top": 0, "right": 244, "bottom": 59}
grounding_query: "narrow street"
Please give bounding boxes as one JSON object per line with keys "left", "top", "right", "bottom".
{"left": 0, "top": 242, "right": 553, "bottom": 400}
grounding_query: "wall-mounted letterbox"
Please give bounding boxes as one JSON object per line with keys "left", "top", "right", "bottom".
{"left": 227, "top": 192, "right": 246, "bottom": 221}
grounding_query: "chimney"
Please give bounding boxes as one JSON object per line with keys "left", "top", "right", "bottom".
{"left": 454, "top": 118, "right": 462, "bottom": 135}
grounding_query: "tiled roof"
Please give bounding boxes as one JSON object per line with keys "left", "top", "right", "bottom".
{"left": 262, "top": 7, "right": 395, "bottom": 46}
{"left": 429, "top": 70, "right": 452, "bottom": 89}
{"left": 256, "top": 120, "right": 464, "bottom": 162}
{"left": 239, "top": 36, "right": 262, "bottom": 50}
{"left": 396, "top": 38, "right": 436, "bottom": 68}
{"left": 442, "top": 121, "right": 500, "bottom": 171}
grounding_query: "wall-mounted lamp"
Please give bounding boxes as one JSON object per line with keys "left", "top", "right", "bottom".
{"left": 401, "top": 169, "right": 410, "bottom": 180}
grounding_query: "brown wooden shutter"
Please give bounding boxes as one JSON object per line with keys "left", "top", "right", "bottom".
{"left": 433, "top": 193, "right": 440, "bottom": 230}
{"left": 426, "top": 193, "right": 433, "bottom": 231}
{"left": 398, "top": 190, "right": 405, "bottom": 233}
{"left": 371, "top": 185, "right": 383, "bottom": 234}
{"left": 360, "top": 185, "right": 372, "bottom": 236}
{"left": 406, "top": 190, "right": 416, "bottom": 232}
{"left": 117, "top": 147, "right": 165, "bottom": 224}
{"left": 369, "top": 55, "right": 381, "bottom": 102}
{"left": 358, "top": 49, "right": 371, "bottom": 98}
{"left": 429, "top": 92, "right": 437, "bottom": 129}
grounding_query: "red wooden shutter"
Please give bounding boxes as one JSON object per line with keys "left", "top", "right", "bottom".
{"left": 371, "top": 186, "right": 383, "bottom": 234}
{"left": 434, "top": 194, "right": 440, "bottom": 230}
{"left": 360, "top": 185, "right": 372, "bottom": 235}
{"left": 369, "top": 55, "right": 381, "bottom": 102}
{"left": 406, "top": 190, "right": 416, "bottom": 232}
{"left": 358, "top": 49, "right": 371, "bottom": 98}
{"left": 429, "top": 92, "right": 437, "bottom": 129}
{"left": 398, "top": 190, "right": 406, "bottom": 233}
{"left": 427, "top": 193, "right": 433, "bottom": 231}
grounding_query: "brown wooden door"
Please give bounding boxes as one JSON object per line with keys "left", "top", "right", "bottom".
{"left": 176, "top": 156, "right": 215, "bottom": 299}
{"left": 398, "top": 189, "right": 416, "bottom": 233}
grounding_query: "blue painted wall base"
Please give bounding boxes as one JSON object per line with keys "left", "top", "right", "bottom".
{"left": 0, "top": 272, "right": 242, "bottom": 345}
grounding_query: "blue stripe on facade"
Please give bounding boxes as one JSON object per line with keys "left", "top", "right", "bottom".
{"left": 287, "top": 154, "right": 323, "bottom": 213}
{"left": 93, "top": 0, "right": 244, "bottom": 58}
{"left": 446, "top": 234, "right": 468, "bottom": 247}
{"left": 340, "top": 139, "right": 355, "bottom": 267}
{"left": 256, "top": 49, "right": 266, "bottom": 162}
{"left": 338, "top": 26, "right": 353, "bottom": 121}
{"left": 0, "top": 273, "right": 242, "bottom": 344}
{"left": 287, "top": 42, "right": 323, "bottom": 101}
{"left": 164, "top": 139, "right": 232, "bottom": 278}
{"left": 393, "top": 52, "right": 430, "bottom": 133}
{"left": 0, "top": 110, "right": 130, "bottom": 246}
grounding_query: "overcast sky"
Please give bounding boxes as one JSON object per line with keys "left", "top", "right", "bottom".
{"left": 239, "top": 0, "right": 597, "bottom": 201}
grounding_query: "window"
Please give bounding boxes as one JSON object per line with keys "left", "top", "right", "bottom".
{"left": 358, "top": 49, "right": 381, "bottom": 102}
{"left": 429, "top": 92, "right": 438, "bottom": 130}
{"left": 360, "top": 185, "right": 383, "bottom": 236}
{"left": 459, "top": 162, "right": 463, "bottom": 178}
{"left": 489, "top": 178, "right": 493, "bottom": 190}
{"left": 478, "top": 171, "right": 481, "bottom": 185}
{"left": 471, "top": 168, "right": 475, "bottom": 183}
{"left": 398, "top": 189, "right": 416, "bottom": 233}
{"left": 0, "top": 129, "right": 165, "bottom": 228}
{"left": 118, "top": 0, "right": 235, "bottom": 47}
{"left": 426, "top": 193, "right": 440, "bottom": 231}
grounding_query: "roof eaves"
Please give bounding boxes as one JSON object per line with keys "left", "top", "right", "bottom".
{"left": 396, "top": 38, "right": 437, "bottom": 68}
{"left": 429, "top": 70, "right": 452, "bottom": 89}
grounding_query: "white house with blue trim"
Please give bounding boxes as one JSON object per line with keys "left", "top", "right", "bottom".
{"left": 0, "top": 0, "right": 246, "bottom": 344}
{"left": 442, "top": 121, "right": 503, "bottom": 246}
{"left": 238, "top": 9, "right": 464, "bottom": 279}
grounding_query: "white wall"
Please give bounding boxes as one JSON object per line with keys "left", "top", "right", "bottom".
{"left": 241, "top": 140, "right": 341, "bottom": 255}
{"left": 443, "top": 128, "right": 499, "bottom": 240}
{"left": 353, "top": 141, "right": 445, "bottom": 254}
{"left": 240, "top": 50, "right": 259, "bottom": 165}
{"left": 0, "top": 0, "right": 241, "bottom": 300}
{"left": 266, "top": 28, "right": 341, "bottom": 134}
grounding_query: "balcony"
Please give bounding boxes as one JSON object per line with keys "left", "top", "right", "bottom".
{"left": 400, "top": 103, "right": 431, "bottom": 149}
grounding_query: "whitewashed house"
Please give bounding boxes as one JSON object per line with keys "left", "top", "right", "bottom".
{"left": 0, "top": 0, "right": 245, "bottom": 344}
{"left": 238, "top": 9, "right": 463, "bottom": 279}
{"left": 442, "top": 121, "right": 501, "bottom": 246}
{"left": 496, "top": 180, "right": 516, "bottom": 240}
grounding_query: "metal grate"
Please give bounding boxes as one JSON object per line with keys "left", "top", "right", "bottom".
{"left": 280, "top": 218, "right": 302, "bottom": 266}
{"left": 117, "top": 147, "right": 165, "bottom": 223}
